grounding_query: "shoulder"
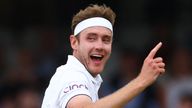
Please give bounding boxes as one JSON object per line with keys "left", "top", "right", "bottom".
{"left": 56, "top": 67, "right": 92, "bottom": 107}
{"left": 47, "top": 65, "right": 90, "bottom": 93}
{"left": 56, "top": 65, "right": 88, "bottom": 82}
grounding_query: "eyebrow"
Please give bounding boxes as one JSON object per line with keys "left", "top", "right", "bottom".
{"left": 87, "top": 32, "right": 112, "bottom": 37}
{"left": 87, "top": 32, "right": 97, "bottom": 36}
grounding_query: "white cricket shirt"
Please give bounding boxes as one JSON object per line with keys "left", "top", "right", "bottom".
{"left": 41, "top": 55, "right": 103, "bottom": 108}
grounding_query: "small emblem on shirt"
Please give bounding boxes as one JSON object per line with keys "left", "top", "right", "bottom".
{"left": 64, "top": 83, "right": 88, "bottom": 93}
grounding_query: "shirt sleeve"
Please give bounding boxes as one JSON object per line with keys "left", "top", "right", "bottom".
{"left": 58, "top": 80, "right": 92, "bottom": 108}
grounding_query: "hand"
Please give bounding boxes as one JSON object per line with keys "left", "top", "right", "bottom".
{"left": 138, "top": 42, "right": 165, "bottom": 86}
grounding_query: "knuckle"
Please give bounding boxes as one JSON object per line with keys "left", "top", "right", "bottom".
{"left": 160, "top": 69, "right": 165, "bottom": 74}
{"left": 149, "top": 60, "right": 154, "bottom": 65}
{"left": 152, "top": 64, "right": 157, "bottom": 69}
{"left": 158, "top": 57, "right": 163, "bottom": 60}
{"left": 160, "top": 57, "right": 163, "bottom": 61}
{"left": 146, "top": 59, "right": 153, "bottom": 64}
{"left": 163, "top": 62, "right": 166, "bottom": 66}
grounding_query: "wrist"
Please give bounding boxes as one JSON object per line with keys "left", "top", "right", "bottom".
{"left": 134, "top": 76, "right": 149, "bottom": 90}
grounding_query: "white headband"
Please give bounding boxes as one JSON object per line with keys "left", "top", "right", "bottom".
{"left": 74, "top": 17, "right": 113, "bottom": 36}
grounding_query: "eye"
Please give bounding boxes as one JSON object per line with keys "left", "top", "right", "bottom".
{"left": 87, "top": 34, "right": 97, "bottom": 42}
{"left": 87, "top": 37, "right": 96, "bottom": 41}
{"left": 103, "top": 36, "right": 112, "bottom": 44}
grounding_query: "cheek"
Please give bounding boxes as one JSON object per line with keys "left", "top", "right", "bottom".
{"left": 79, "top": 43, "right": 92, "bottom": 53}
{"left": 106, "top": 45, "right": 112, "bottom": 54}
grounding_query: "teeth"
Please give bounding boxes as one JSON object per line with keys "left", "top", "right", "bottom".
{"left": 92, "top": 55, "right": 102, "bottom": 57}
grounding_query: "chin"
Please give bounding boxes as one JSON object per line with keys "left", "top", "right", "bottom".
{"left": 90, "top": 68, "right": 103, "bottom": 76}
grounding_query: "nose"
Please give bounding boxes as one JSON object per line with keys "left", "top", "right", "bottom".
{"left": 95, "top": 39, "right": 104, "bottom": 51}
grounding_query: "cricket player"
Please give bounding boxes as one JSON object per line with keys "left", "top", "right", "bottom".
{"left": 41, "top": 4, "right": 165, "bottom": 108}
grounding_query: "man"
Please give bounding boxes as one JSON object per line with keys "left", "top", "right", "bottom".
{"left": 41, "top": 4, "right": 165, "bottom": 108}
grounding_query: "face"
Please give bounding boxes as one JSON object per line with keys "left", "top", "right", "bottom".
{"left": 70, "top": 26, "right": 113, "bottom": 76}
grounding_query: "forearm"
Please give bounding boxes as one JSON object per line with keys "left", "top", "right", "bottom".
{"left": 87, "top": 77, "right": 147, "bottom": 108}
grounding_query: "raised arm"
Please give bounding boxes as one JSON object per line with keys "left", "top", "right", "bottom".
{"left": 67, "top": 42, "right": 165, "bottom": 108}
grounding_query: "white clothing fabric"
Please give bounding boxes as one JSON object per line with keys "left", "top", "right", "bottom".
{"left": 41, "top": 55, "right": 103, "bottom": 108}
{"left": 74, "top": 17, "right": 113, "bottom": 36}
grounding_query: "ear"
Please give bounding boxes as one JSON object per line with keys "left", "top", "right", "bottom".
{"left": 70, "top": 35, "right": 79, "bottom": 50}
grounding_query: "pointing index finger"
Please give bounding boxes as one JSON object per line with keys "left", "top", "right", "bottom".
{"left": 147, "top": 42, "right": 162, "bottom": 59}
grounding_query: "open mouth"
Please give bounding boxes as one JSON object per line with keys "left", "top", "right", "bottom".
{"left": 90, "top": 54, "right": 104, "bottom": 61}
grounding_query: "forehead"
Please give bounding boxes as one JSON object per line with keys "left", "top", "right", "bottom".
{"left": 80, "top": 26, "right": 113, "bottom": 37}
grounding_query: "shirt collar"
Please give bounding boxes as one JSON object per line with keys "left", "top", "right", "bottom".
{"left": 67, "top": 55, "right": 103, "bottom": 84}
